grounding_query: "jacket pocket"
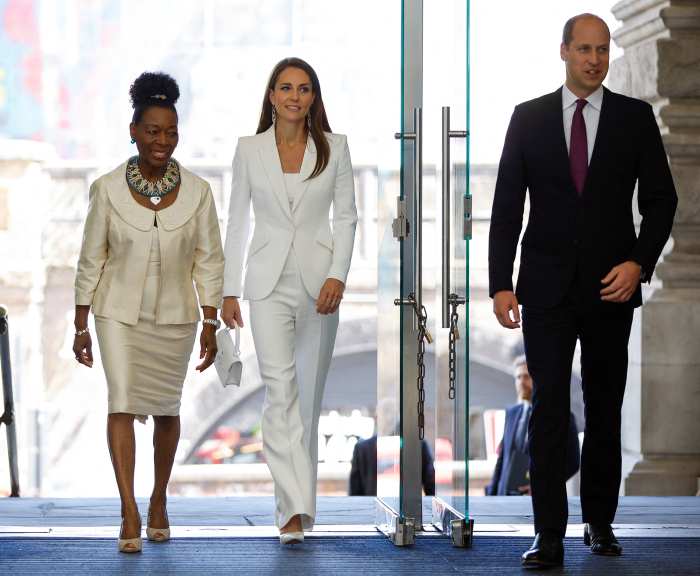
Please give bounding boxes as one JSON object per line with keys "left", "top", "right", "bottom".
{"left": 314, "top": 227, "right": 333, "bottom": 251}
{"left": 247, "top": 232, "right": 270, "bottom": 260}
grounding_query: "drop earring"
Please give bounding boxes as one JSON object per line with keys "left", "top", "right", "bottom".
{"left": 307, "top": 114, "right": 311, "bottom": 130}
{"left": 271, "top": 107, "right": 277, "bottom": 124}
{"left": 131, "top": 138, "right": 136, "bottom": 144}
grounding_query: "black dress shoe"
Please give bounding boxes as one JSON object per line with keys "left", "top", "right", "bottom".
{"left": 584, "top": 523, "right": 622, "bottom": 556}
{"left": 521, "top": 532, "right": 564, "bottom": 568}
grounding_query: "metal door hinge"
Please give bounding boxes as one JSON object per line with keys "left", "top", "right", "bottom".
{"left": 450, "top": 518, "right": 474, "bottom": 548}
{"left": 463, "top": 195, "right": 472, "bottom": 240}
{"left": 392, "top": 197, "right": 409, "bottom": 240}
{"left": 392, "top": 516, "right": 416, "bottom": 546}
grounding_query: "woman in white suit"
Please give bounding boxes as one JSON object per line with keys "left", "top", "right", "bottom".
{"left": 221, "top": 57, "right": 357, "bottom": 544}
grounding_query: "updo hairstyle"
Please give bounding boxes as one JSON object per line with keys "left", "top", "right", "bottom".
{"left": 129, "top": 72, "right": 180, "bottom": 124}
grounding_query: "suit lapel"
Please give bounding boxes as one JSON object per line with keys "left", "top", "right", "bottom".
{"left": 258, "top": 126, "right": 293, "bottom": 221}
{"left": 550, "top": 88, "right": 579, "bottom": 197}
{"left": 507, "top": 404, "right": 523, "bottom": 448}
{"left": 292, "top": 136, "right": 317, "bottom": 213}
{"left": 583, "top": 86, "right": 613, "bottom": 194}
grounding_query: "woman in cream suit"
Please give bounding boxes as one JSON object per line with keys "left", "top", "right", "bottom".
{"left": 221, "top": 57, "right": 357, "bottom": 544}
{"left": 73, "top": 72, "right": 224, "bottom": 553}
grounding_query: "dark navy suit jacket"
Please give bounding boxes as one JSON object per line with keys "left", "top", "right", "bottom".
{"left": 486, "top": 403, "right": 580, "bottom": 496}
{"left": 488, "top": 87, "right": 677, "bottom": 309}
{"left": 349, "top": 435, "right": 435, "bottom": 496}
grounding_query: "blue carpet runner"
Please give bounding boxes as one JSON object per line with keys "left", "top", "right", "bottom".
{"left": 1, "top": 536, "right": 699, "bottom": 575}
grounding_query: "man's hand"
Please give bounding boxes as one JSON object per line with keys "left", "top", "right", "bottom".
{"left": 493, "top": 290, "right": 521, "bottom": 329}
{"left": 221, "top": 296, "right": 244, "bottom": 328}
{"left": 317, "top": 278, "right": 345, "bottom": 315}
{"left": 600, "top": 261, "right": 642, "bottom": 303}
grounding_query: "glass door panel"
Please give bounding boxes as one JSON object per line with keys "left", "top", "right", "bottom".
{"left": 375, "top": 0, "right": 425, "bottom": 544}
{"left": 424, "top": 0, "right": 472, "bottom": 545}
{"left": 376, "top": 0, "right": 470, "bottom": 547}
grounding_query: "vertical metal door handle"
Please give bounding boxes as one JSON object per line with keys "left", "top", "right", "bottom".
{"left": 394, "top": 107, "right": 424, "bottom": 319}
{"left": 413, "top": 107, "right": 423, "bottom": 314}
{"left": 441, "top": 106, "right": 468, "bottom": 328}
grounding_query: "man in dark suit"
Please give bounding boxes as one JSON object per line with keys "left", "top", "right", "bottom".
{"left": 488, "top": 13, "right": 677, "bottom": 568}
{"left": 349, "top": 435, "right": 435, "bottom": 496}
{"left": 486, "top": 356, "right": 579, "bottom": 496}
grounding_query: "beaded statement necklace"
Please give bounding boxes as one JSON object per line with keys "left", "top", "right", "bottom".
{"left": 125, "top": 155, "right": 180, "bottom": 205}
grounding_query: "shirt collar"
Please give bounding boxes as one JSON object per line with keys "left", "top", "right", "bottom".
{"left": 562, "top": 84, "right": 604, "bottom": 111}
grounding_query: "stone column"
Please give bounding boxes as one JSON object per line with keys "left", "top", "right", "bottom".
{"left": 609, "top": 0, "right": 700, "bottom": 495}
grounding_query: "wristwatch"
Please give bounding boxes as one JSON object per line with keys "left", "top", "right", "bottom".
{"left": 202, "top": 318, "right": 221, "bottom": 329}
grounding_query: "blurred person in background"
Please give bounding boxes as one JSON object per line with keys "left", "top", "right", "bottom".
{"left": 349, "top": 398, "right": 435, "bottom": 496}
{"left": 221, "top": 57, "right": 357, "bottom": 545}
{"left": 73, "top": 72, "right": 224, "bottom": 553}
{"left": 485, "top": 355, "right": 579, "bottom": 496}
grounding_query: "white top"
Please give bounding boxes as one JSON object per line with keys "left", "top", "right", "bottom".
{"left": 562, "top": 84, "right": 604, "bottom": 164}
{"left": 283, "top": 172, "right": 303, "bottom": 208}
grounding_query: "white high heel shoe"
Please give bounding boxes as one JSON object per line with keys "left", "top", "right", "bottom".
{"left": 279, "top": 531, "right": 304, "bottom": 545}
{"left": 118, "top": 520, "right": 143, "bottom": 553}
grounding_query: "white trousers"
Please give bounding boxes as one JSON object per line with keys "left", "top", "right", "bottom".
{"left": 249, "top": 249, "right": 339, "bottom": 530}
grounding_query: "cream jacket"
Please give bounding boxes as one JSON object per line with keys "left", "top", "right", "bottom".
{"left": 223, "top": 127, "right": 357, "bottom": 300}
{"left": 75, "top": 162, "right": 224, "bottom": 325}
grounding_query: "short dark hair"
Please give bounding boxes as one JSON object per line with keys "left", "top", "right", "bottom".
{"left": 562, "top": 13, "right": 610, "bottom": 46}
{"left": 513, "top": 354, "right": 527, "bottom": 370}
{"left": 129, "top": 72, "right": 180, "bottom": 124}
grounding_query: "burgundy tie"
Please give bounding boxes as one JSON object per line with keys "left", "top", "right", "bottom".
{"left": 569, "top": 99, "right": 588, "bottom": 195}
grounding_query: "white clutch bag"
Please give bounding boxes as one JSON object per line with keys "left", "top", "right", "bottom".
{"left": 214, "top": 326, "right": 242, "bottom": 388}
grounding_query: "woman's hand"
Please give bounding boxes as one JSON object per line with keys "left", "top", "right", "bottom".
{"left": 73, "top": 332, "right": 94, "bottom": 367}
{"left": 316, "top": 278, "right": 345, "bottom": 315}
{"left": 221, "top": 296, "right": 244, "bottom": 328}
{"left": 196, "top": 325, "right": 217, "bottom": 372}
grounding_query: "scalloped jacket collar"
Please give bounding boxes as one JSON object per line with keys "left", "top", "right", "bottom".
{"left": 104, "top": 160, "right": 200, "bottom": 231}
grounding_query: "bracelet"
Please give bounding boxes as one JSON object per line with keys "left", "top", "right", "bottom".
{"left": 202, "top": 318, "right": 221, "bottom": 329}
{"left": 75, "top": 327, "right": 89, "bottom": 337}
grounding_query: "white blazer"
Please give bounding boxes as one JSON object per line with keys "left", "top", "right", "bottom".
{"left": 223, "top": 126, "right": 357, "bottom": 300}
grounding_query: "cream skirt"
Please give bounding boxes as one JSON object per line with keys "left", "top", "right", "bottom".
{"left": 95, "top": 228, "right": 197, "bottom": 421}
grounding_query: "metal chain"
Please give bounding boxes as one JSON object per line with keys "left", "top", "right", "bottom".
{"left": 447, "top": 293, "right": 465, "bottom": 401}
{"left": 448, "top": 300, "right": 459, "bottom": 400}
{"left": 408, "top": 293, "right": 431, "bottom": 440}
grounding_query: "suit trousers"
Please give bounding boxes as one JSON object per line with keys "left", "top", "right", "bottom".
{"left": 249, "top": 248, "right": 339, "bottom": 530}
{"left": 522, "top": 291, "right": 633, "bottom": 537}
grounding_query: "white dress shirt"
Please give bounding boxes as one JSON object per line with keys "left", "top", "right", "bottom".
{"left": 562, "top": 84, "right": 604, "bottom": 164}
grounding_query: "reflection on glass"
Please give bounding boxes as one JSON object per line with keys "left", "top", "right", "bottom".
{"left": 376, "top": 169, "right": 402, "bottom": 509}
{"left": 428, "top": 0, "right": 470, "bottom": 522}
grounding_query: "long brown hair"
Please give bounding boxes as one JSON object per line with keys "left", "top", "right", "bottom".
{"left": 257, "top": 57, "right": 331, "bottom": 179}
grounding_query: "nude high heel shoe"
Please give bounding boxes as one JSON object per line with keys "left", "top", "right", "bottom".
{"left": 118, "top": 519, "right": 143, "bottom": 553}
{"left": 146, "top": 505, "right": 171, "bottom": 542}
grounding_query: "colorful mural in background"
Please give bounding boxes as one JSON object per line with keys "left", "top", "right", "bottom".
{"left": 0, "top": 0, "right": 42, "bottom": 139}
